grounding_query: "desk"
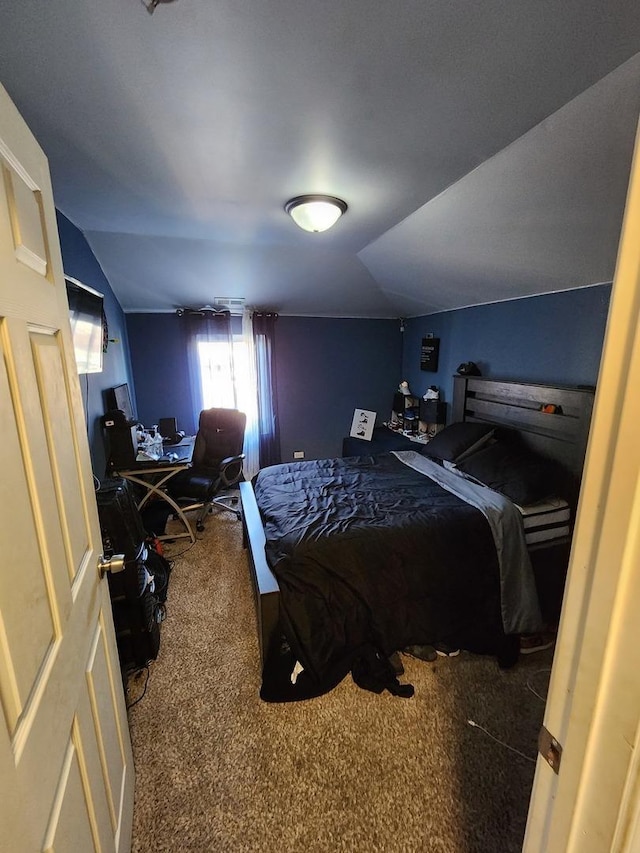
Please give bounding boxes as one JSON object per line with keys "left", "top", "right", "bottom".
{"left": 112, "top": 436, "right": 196, "bottom": 544}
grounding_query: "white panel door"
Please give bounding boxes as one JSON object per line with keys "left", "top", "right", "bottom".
{"left": 524, "top": 117, "right": 640, "bottom": 850}
{"left": 0, "top": 84, "right": 134, "bottom": 852}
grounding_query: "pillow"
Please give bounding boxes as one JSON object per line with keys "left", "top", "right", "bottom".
{"left": 456, "top": 441, "right": 549, "bottom": 505}
{"left": 421, "top": 422, "right": 495, "bottom": 463}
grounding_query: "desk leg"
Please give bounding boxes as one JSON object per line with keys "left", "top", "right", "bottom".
{"left": 120, "top": 471, "right": 196, "bottom": 544}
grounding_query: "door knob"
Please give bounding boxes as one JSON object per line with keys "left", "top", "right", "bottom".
{"left": 98, "top": 553, "right": 125, "bottom": 578}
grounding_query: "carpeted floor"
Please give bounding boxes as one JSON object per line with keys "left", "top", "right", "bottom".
{"left": 127, "top": 510, "right": 553, "bottom": 853}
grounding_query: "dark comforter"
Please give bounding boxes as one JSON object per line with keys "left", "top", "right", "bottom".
{"left": 254, "top": 452, "right": 530, "bottom": 693}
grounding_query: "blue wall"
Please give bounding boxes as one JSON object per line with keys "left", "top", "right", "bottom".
{"left": 57, "top": 212, "right": 136, "bottom": 478}
{"left": 402, "top": 285, "right": 612, "bottom": 419}
{"left": 275, "top": 317, "right": 401, "bottom": 461}
{"left": 126, "top": 313, "right": 244, "bottom": 437}
{"left": 126, "top": 314, "right": 402, "bottom": 461}
{"left": 125, "top": 286, "right": 612, "bottom": 464}
{"left": 126, "top": 313, "right": 194, "bottom": 433}
{"left": 55, "top": 215, "right": 613, "bottom": 472}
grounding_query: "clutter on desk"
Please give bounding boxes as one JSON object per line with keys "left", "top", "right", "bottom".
{"left": 136, "top": 425, "right": 164, "bottom": 462}
{"left": 158, "top": 416, "right": 185, "bottom": 445}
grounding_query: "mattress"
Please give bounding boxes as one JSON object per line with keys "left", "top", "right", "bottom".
{"left": 516, "top": 497, "right": 571, "bottom": 547}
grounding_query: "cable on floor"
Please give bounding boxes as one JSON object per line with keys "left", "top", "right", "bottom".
{"left": 526, "top": 667, "right": 552, "bottom": 703}
{"left": 126, "top": 665, "right": 150, "bottom": 709}
{"left": 467, "top": 719, "right": 536, "bottom": 764}
{"left": 165, "top": 537, "right": 198, "bottom": 560}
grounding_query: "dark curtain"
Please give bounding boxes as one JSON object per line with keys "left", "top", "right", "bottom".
{"left": 252, "top": 312, "right": 281, "bottom": 468}
{"left": 179, "top": 308, "right": 234, "bottom": 434}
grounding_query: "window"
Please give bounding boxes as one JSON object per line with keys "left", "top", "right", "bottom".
{"left": 197, "top": 339, "right": 257, "bottom": 427}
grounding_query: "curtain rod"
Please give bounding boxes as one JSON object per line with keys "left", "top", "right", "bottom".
{"left": 176, "top": 307, "right": 278, "bottom": 318}
{"left": 175, "top": 307, "right": 230, "bottom": 317}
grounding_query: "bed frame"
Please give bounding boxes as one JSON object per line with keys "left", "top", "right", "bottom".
{"left": 452, "top": 376, "right": 595, "bottom": 502}
{"left": 241, "top": 376, "right": 596, "bottom": 668}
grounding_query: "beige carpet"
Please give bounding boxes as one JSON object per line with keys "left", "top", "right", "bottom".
{"left": 127, "top": 510, "right": 553, "bottom": 853}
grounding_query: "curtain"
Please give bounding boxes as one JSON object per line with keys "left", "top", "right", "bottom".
{"left": 179, "top": 308, "right": 234, "bottom": 434}
{"left": 252, "top": 311, "right": 281, "bottom": 468}
{"left": 241, "top": 309, "right": 260, "bottom": 481}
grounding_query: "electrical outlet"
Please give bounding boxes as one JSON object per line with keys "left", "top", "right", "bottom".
{"left": 293, "top": 451, "right": 304, "bottom": 459}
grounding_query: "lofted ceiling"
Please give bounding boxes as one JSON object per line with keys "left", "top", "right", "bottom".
{"left": 1, "top": 1, "right": 640, "bottom": 318}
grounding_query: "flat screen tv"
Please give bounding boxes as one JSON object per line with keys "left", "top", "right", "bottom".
{"left": 65, "top": 276, "right": 104, "bottom": 374}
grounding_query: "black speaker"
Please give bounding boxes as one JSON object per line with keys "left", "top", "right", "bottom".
{"left": 159, "top": 416, "right": 184, "bottom": 445}
{"left": 159, "top": 416, "right": 177, "bottom": 438}
{"left": 96, "top": 479, "right": 162, "bottom": 670}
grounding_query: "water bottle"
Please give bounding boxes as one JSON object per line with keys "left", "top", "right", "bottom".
{"left": 152, "top": 425, "right": 162, "bottom": 455}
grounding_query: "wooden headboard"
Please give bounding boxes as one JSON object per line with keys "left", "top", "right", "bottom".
{"left": 452, "top": 376, "right": 595, "bottom": 503}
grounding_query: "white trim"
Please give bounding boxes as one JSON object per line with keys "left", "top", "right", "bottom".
{"left": 524, "top": 115, "right": 640, "bottom": 852}
{"left": 406, "top": 280, "right": 612, "bottom": 318}
{"left": 120, "top": 280, "right": 611, "bottom": 319}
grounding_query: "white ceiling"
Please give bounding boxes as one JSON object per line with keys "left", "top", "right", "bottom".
{"left": 1, "top": 0, "right": 639, "bottom": 318}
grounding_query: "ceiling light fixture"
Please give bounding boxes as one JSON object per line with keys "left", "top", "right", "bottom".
{"left": 285, "top": 195, "right": 347, "bottom": 233}
{"left": 141, "top": 0, "right": 178, "bottom": 15}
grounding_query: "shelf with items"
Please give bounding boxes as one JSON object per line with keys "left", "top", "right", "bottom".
{"left": 419, "top": 399, "right": 446, "bottom": 423}
{"left": 418, "top": 399, "right": 447, "bottom": 440}
{"left": 391, "top": 391, "right": 420, "bottom": 435}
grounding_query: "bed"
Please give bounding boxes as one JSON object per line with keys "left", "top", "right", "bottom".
{"left": 241, "top": 376, "right": 595, "bottom": 699}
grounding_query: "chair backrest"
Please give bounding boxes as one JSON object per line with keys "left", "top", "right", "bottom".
{"left": 192, "top": 408, "right": 246, "bottom": 468}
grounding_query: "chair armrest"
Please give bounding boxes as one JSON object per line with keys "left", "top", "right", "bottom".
{"left": 220, "top": 454, "right": 245, "bottom": 487}
{"left": 220, "top": 453, "right": 245, "bottom": 467}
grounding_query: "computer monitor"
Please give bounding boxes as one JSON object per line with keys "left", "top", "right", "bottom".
{"left": 159, "top": 417, "right": 177, "bottom": 439}
{"left": 106, "top": 383, "right": 136, "bottom": 423}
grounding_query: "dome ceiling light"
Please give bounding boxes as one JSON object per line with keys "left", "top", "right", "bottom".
{"left": 141, "top": 0, "right": 178, "bottom": 15}
{"left": 285, "top": 195, "right": 348, "bottom": 233}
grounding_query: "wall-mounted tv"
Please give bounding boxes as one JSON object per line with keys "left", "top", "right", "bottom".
{"left": 65, "top": 276, "right": 104, "bottom": 374}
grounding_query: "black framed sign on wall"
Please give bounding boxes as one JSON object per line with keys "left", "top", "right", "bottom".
{"left": 420, "top": 337, "right": 440, "bottom": 372}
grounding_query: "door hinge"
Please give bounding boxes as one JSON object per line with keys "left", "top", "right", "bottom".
{"left": 538, "top": 725, "right": 563, "bottom": 774}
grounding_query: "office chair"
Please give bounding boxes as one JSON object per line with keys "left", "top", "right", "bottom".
{"left": 167, "top": 407, "right": 246, "bottom": 532}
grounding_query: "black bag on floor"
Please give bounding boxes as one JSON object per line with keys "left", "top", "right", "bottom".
{"left": 143, "top": 542, "right": 172, "bottom": 604}
{"left": 96, "top": 478, "right": 164, "bottom": 670}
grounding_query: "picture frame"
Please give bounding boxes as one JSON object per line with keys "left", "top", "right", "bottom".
{"left": 350, "top": 408, "right": 376, "bottom": 441}
{"left": 420, "top": 337, "right": 440, "bottom": 372}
